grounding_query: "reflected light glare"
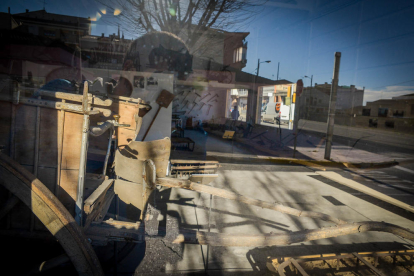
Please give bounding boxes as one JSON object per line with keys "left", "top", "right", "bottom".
{"left": 114, "top": 9, "right": 122, "bottom": 16}
{"left": 100, "top": 9, "right": 106, "bottom": 15}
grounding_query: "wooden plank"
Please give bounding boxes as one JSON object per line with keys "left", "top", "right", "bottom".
{"left": 0, "top": 94, "right": 112, "bottom": 117}
{"left": 31, "top": 103, "right": 40, "bottom": 231}
{"left": 61, "top": 112, "right": 83, "bottom": 169}
{"left": 35, "top": 167, "right": 58, "bottom": 231}
{"left": 157, "top": 177, "right": 347, "bottom": 225}
{"left": 172, "top": 165, "right": 219, "bottom": 170}
{"left": 84, "top": 190, "right": 115, "bottom": 230}
{"left": 14, "top": 105, "right": 36, "bottom": 165}
{"left": 317, "top": 171, "right": 414, "bottom": 213}
{"left": 95, "top": 190, "right": 116, "bottom": 223}
{"left": 0, "top": 153, "right": 103, "bottom": 275}
{"left": 171, "top": 160, "right": 219, "bottom": 164}
{"left": 39, "top": 108, "right": 58, "bottom": 168}
{"left": 189, "top": 174, "right": 218, "bottom": 185}
{"left": 352, "top": 253, "right": 387, "bottom": 276}
{"left": 36, "top": 89, "right": 113, "bottom": 106}
{"left": 84, "top": 179, "right": 114, "bottom": 214}
{"left": 58, "top": 169, "right": 79, "bottom": 215}
{"left": 56, "top": 102, "right": 65, "bottom": 196}
{"left": 290, "top": 258, "right": 310, "bottom": 276}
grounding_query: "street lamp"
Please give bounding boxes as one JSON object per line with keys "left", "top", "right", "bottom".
{"left": 303, "top": 75, "right": 313, "bottom": 87}
{"left": 256, "top": 59, "right": 271, "bottom": 77}
{"left": 253, "top": 59, "right": 271, "bottom": 124}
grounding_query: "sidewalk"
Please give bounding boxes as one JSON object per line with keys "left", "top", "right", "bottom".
{"left": 199, "top": 123, "right": 409, "bottom": 168}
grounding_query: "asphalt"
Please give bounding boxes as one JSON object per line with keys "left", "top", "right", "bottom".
{"left": 109, "top": 128, "right": 414, "bottom": 275}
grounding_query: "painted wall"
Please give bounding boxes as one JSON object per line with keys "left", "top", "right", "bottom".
{"left": 172, "top": 86, "right": 228, "bottom": 126}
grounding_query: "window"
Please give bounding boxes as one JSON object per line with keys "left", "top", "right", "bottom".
{"left": 362, "top": 109, "right": 371, "bottom": 116}
{"left": 393, "top": 110, "right": 404, "bottom": 117}
{"left": 233, "top": 47, "right": 244, "bottom": 63}
{"left": 378, "top": 108, "right": 388, "bottom": 117}
{"left": 44, "top": 30, "right": 56, "bottom": 37}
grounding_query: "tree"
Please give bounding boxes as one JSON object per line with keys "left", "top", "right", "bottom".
{"left": 99, "top": 0, "right": 264, "bottom": 53}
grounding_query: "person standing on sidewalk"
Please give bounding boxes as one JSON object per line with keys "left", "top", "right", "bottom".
{"left": 231, "top": 105, "right": 240, "bottom": 120}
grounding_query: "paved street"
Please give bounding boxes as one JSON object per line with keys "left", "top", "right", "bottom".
{"left": 120, "top": 162, "right": 414, "bottom": 275}
{"left": 331, "top": 163, "right": 414, "bottom": 206}
{"left": 117, "top": 130, "right": 414, "bottom": 275}
{"left": 260, "top": 119, "right": 414, "bottom": 158}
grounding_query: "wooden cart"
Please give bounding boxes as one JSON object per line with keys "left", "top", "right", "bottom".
{"left": 1, "top": 80, "right": 413, "bottom": 275}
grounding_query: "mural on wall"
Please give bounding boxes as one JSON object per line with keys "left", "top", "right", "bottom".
{"left": 172, "top": 87, "right": 226, "bottom": 124}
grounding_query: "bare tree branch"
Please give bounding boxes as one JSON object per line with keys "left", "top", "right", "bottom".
{"left": 97, "top": 0, "right": 265, "bottom": 52}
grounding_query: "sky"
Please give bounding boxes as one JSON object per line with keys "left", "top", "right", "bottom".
{"left": 1, "top": 0, "right": 414, "bottom": 104}
{"left": 242, "top": 0, "right": 414, "bottom": 104}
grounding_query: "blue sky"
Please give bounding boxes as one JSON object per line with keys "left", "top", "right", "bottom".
{"left": 2, "top": 0, "right": 414, "bottom": 103}
{"left": 242, "top": 0, "right": 414, "bottom": 103}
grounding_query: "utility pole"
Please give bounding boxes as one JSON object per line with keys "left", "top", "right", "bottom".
{"left": 277, "top": 62, "right": 280, "bottom": 80}
{"left": 324, "top": 52, "right": 341, "bottom": 160}
{"left": 304, "top": 75, "right": 313, "bottom": 119}
{"left": 293, "top": 79, "right": 303, "bottom": 158}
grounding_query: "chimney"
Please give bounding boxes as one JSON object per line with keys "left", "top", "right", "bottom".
{"left": 26, "top": 9, "right": 29, "bottom": 13}
{"left": 8, "top": 7, "right": 10, "bottom": 14}
{"left": 101, "top": 33, "right": 104, "bottom": 37}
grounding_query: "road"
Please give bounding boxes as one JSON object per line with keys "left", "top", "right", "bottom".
{"left": 298, "top": 119, "right": 414, "bottom": 151}
{"left": 116, "top": 131, "right": 414, "bottom": 275}
{"left": 121, "top": 162, "right": 414, "bottom": 275}
{"left": 259, "top": 119, "right": 414, "bottom": 159}
{"left": 332, "top": 162, "right": 414, "bottom": 205}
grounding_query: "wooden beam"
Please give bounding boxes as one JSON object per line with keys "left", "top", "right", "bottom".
{"left": 84, "top": 190, "right": 115, "bottom": 230}
{"left": 170, "top": 160, "right": 219, "bottom": 164}
{"left": 172, "top": 165, "right": 219, "bottom": 170}
{"left": 0, "top": 153, "right": 103, "bottom": 275}
{"left": 290, "top": 258, "right": 309, "bottom": 276}
{"left": 84, "top": 179, "right": 114, "bottom": 214}
{"left": 156, "top": 177, "right": 347, "bottom": 225}
{"left": 352, "top": 252, "right": 387, "bottom": 276}
{"left": 85, "top": 220, "right": 414, "bottom": 247}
